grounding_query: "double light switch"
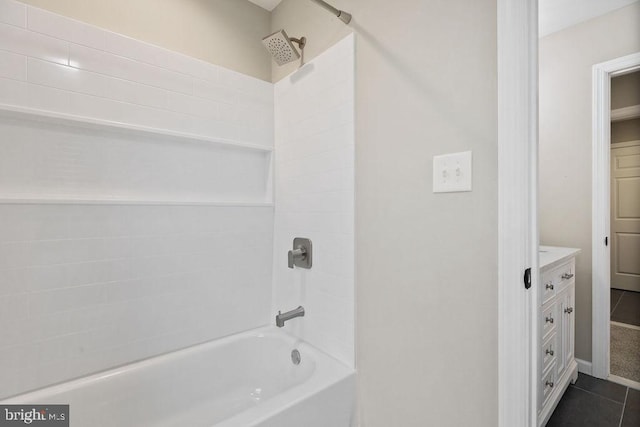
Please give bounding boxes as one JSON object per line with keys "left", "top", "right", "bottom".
{"left": 432, "top": 151, "right": 472, "bottom": 193}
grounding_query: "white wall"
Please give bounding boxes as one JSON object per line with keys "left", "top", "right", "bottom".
{"left": 272, "top": 1, "right": 498, "bottom": 426}
{"left": 272, "top": 35, "right": 354, "bottom": 367}
{"left": 539, "top": 1, "right": 640, "bottom": 362}
{"left": 0, "top": 0, "right": 274, "bottom": 398}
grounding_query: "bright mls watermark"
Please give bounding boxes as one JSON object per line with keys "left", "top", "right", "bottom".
{"left": 0, "top": 406, "right": 68, "bottom": 426}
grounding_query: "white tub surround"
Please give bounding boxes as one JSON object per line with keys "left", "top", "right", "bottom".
{"left": 0, "top": 0, "right": 273, "bottom": 147}
{"left": 0, "top": 0, "right": 274, "bottom": 399}
{"left": 0, "top": 106, "right": 272, "bottom": 205}
{"left": 0, "top": 200, "right": 274, "bottom": 399}
{"left": 0, "top": 4, "right": 356, "bottom": 424}
{"left": 272, "top": 34, "right": 355, "bottom": 368}
{"left": 0, "top": 327, "right": 355, "bottom": 427}
{"left": 537, "top": 246, "right": 581, "bottom": 426}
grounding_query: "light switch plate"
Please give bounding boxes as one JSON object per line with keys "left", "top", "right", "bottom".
{"left": 433, "top": 151, "right": 472, "bottom": 193}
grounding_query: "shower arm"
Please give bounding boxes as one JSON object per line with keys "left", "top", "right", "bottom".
{"left": 309, "top": 0, "right": 352, "bottom": 24}
{"left": 289, "top": 37, "right": 306, "bottom": 49}
{"left": 290, "top": 36, "right": 306, "bottom": 67}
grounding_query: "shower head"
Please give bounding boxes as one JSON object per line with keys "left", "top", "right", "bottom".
{"left": 262, "top": 29, "right": 306, "bottom": 66}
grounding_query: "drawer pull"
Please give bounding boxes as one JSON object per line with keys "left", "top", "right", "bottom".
{"left": 546, "top": 381, "right": 554, "bottom": 388}
{"left": 545, "top": 283, "right": 554, "bottom": 290}
{"left": 545, "top": 316, "right": 554, "bottom": 324}
{"left": 545, "top": 348, "right": 554, "bottom": 356}
{"left": 564, "top": 307, "right": 574, "bottom": 314}
{"left": 561, "top": 273, "right": 574, "bottom": 280}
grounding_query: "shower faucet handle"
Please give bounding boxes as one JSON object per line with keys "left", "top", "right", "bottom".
{"left": 288, "top": 247, "right": 306, "bottom": 268}
{"left": 288, "top": 238, "right": 312, "bottom": 269}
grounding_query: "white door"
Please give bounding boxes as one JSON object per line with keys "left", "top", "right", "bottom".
{"left": 610, "top": 141, "right": 640, "bottom": 292}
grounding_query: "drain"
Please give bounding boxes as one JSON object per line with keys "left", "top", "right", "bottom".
{"left": 291, "top": 349, "right": 301, "bottom": 365}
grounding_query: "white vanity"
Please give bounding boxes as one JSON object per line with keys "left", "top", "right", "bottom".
{"left": 538, "top": 246, "right": 581, "bottom": 426}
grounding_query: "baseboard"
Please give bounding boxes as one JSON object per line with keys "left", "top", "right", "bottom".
{"left": 611, "top": 321, "right": 640, "bottom": 331}
{"left": 576, "top": 358, "right": 592, "bottom": 376}
{"left": 608, "top": 375, "right": 640, "bottom": 391}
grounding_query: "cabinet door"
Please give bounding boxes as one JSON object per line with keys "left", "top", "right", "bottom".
{"left": 556, "top": 288, "right": 568, "bottom": 377}
{"left": 557, "top": 284, "right": 575, "bottom": 378}
{"left": 563, "top": 284, "right": 575, "bottom": 368}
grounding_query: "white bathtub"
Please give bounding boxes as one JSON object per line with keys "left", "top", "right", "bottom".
{"left": 1, "top": 327, "right": 355, "bottom": 427}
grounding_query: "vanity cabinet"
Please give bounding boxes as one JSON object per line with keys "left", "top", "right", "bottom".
{"left": 538, "top": 246, "right": 581, "bottom": 427}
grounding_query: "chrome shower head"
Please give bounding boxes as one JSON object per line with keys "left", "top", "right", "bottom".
{"left": 262, "top": 29, "right": 306, "bottom": 66}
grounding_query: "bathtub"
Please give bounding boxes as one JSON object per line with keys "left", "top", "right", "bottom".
{"left": 1, "top": 327, "right": 355, "bottom": 427}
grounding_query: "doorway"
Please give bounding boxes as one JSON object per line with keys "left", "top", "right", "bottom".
{"left": 608, "top": 71, "right": 640, "bottom": 386}
{"left": 592, "top": 54, "right": 640, "bottom": 387}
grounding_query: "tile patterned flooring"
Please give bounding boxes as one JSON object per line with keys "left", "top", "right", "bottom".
{"left": 611, "top": 289, "right": 640, "bottom": 327}
{"left": 547, "top": 289, "right": 640, "bottom": 425}
{"left": 546, "top": 374, "right": 639, "bottom": 426}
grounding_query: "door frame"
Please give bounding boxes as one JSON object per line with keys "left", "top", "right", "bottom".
{"left": 591, "top": 52, "right": 640, "bottom": 379}
{"left": 497, "top": 1, "right": 539, "bottom": 425}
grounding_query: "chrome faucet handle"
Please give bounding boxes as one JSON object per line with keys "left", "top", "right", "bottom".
{"left": 288, "top": 247, "right": 306, "bottom": 268}
{"left": 288, "top": 238, "right": 312, "bottom": 269}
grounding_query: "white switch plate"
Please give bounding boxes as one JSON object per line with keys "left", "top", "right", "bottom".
{"left": 433, "top": 151, "right": 472, "bottom": 193}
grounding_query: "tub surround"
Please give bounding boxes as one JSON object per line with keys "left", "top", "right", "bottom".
{"left": 14, "top": 0, "right": 272, "bottom": 81}
{"left": 0, "top": 2, "right": 274, "bottom": 146}
{"left": 272, "top": 34, "right": 355, "bottom": 368}
{"left": 0, "top": 201, "right": 274, "bottom": 399}
{"left": 0, "top": 0, "right": 276, "bottom": 399}
{"left": 0, "top": 107, "right": 272, "bottom": 204}
{"left": 0, "top": 0, "right": 355, "bottom": 412}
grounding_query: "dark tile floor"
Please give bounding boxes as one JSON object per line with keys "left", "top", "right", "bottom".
{"left": 547, "top": 373, "right": 640, "bottom": 426}
{"left": 611, "top": 289, "right": 640, "bottom": 327}
{"left": 545, "top": 291, "right": 639, "bottom": 425}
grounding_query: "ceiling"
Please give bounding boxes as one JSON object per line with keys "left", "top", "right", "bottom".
{"left": 539, "top": 0, "right": 639, "bottom": 37}
{"left": 248, "top": 0, "right": 282, "bottom": 11}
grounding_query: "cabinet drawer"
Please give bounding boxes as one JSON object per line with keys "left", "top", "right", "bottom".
{"left": 542, "top": 332, "right": 557, "bottom": 374}
{"left": 541, "top": 274, "right": 556, "bottom": 305}
{"left": 541, "top": 301, "right": 557, "bottom": 339}
{"left": 545, "top": 261, "right": 575, "bottom": 293}
{"left": 541, "top": 363, "right": 557, "bottom": 407}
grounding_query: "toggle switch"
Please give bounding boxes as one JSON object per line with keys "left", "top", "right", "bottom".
{"left": 432, "top": 151, "right": 472, "bottom": 193}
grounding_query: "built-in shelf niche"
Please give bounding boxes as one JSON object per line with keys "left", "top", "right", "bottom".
{"left": 611, "top": 104, "right": 640, "bottom": 122}
{"left": 0, "top": 104, "right": 274, "bottom": 206}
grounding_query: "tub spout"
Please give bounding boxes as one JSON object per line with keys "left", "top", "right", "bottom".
{"left": 276, "top": 306, "right": 305, "bottom": 327}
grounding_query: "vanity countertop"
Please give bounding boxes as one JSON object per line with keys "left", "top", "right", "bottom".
{"left": 539, "top": 246, "right": 581, "bottom": 270}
